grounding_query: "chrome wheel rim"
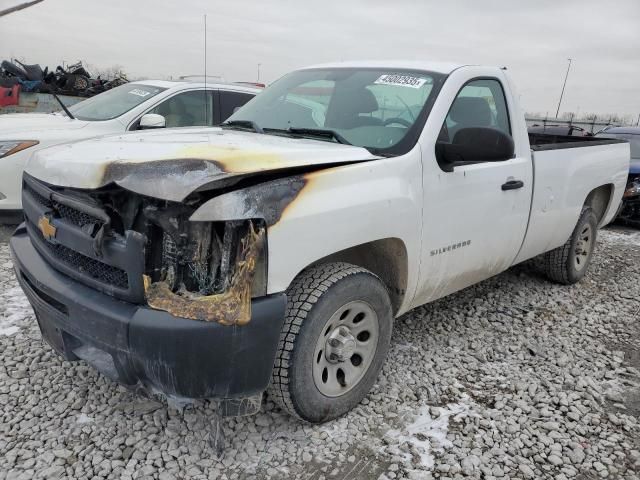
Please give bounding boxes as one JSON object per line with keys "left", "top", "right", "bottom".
{"left": 573, "top": 223, "right": 593, "bottom": 272}
{"left": 312, "top": 300, "right": 379, "bottom": 397}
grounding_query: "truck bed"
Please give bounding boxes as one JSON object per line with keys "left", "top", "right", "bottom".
{"left": 514, "top": 137, "right": 630, "bottom": 264}
{"left": 528, "top": 132, "right": 627, "bottom": 151}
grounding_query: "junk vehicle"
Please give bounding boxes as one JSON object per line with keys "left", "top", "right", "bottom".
{"left": 10, "top": 61, "right": 630, "bottom": 425}
{"left": 0, "top": 80, "right": 261, "bottom": 223}
{"left": 0, "top": 59, "right": 127, "bottom": 97}
{"left": 595, "top": 127, "right": 640, "bottom": 226}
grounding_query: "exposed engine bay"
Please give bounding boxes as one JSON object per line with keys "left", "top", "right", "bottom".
{"left": 23, "top": 174, "right": 267, "bottom": 326}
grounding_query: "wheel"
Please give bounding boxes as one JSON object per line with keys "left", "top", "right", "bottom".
{"left": 268, "top": 262, "right": 393, "bottom": 423}
{"left": 540, "top": 207, "right": 598, "bottom": 284}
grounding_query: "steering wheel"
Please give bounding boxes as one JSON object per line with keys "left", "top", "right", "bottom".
{"left": 383, "top": 117, "right": 412, "bottom": 128}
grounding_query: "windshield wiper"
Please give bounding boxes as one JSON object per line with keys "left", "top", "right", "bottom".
{"left": 221, "top": 120, "right": 263, "bottom": 133}
{"left": 53, "top": 93, "right": 75, "bottom": 120}
{"left": 286, "top": 127, "right": 351, "bottom": 145}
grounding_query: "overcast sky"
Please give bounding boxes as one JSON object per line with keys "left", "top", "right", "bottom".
{"left": 1, "top": 0, "right": 639, "bottom": 119}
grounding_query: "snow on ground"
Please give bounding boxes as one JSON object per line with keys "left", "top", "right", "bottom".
{"left": 384, "top": 397, "right": 478, "bottom": 469}
{"left": 600, "top": 227, "right": 640, "bottom": 247}
{"left": 0, "top": 247, "right": 31, "bottom": 336}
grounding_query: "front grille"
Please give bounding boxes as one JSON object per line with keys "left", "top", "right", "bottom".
{"left": 35, "top": 227, "right": 129, "bottom": 289}
{"left": 24, "top": 181, "right": 102, "bottom": 229}
{"left": 23, "top": 174, "right": 146, "bottom": 303}
{"left": 24, "top": 181, "right": 50, "bottom": 208}
{"left": 55, "top": 203, "right": 102, "bottom": 229}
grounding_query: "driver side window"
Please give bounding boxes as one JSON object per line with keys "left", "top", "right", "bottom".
{"left": 439, "top": 79, "right": 511, "bottom": 143}
{"left": 149, "top": 90, "right": 214, "bottom": 128}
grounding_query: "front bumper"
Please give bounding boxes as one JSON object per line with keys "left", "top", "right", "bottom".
{"left": 10, "top": 224, "right": 286, "bottom": 410}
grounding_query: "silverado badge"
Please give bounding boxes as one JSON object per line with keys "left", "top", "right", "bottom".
{"left": 38, "top": 216, "right": 57, "bottom": 241}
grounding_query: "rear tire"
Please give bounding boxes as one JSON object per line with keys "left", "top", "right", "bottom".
{"left": 268, "top": 262, "right": 393, "bottom": 423}
{"left": 539, "top": 207, "right": 598, "bottom": 284}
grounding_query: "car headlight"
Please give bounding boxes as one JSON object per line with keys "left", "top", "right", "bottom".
{"left": 0, "top": 141, "right": 39, "bottom": 158}
{"left": 624, "top": 178, "right": 640, "bottom": 198}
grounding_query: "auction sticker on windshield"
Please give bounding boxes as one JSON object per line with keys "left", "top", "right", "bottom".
{"left": 129, "top": 89, "right": 152, "bottom": 97}
{"left": 374, "top": 74, "right": 431, "bottom": 89}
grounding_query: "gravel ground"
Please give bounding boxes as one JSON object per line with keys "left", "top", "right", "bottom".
{"left": 1, "top": 226, "right": 639, "bottom": 480}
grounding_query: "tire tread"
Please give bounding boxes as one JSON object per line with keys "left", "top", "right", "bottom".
{"left": 540, "top": 207, "right": 596, "bottom": 284}
{"left": 267, "top": 262, "right": 371, "bottom": 420}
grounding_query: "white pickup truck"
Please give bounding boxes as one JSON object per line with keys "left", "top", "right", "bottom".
{"left": 0, "top": 80, "right": 260, "bottom": 222}
{"left": 11, "top": 61, "right": 630, "bottom": 423}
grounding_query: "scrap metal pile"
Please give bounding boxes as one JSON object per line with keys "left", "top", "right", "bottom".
{"left": 0, "top": 59, "right": 128, "bottom": 100}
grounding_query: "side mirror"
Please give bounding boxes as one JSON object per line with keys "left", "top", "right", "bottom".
{"left": 139, "top": 113, "right": 166, "bottom": 129}
{"left": 436, "top": 127, "right": 515, "bottom": 172}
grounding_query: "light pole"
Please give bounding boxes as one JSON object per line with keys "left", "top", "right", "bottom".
{"left": 555, "top": 58, "right": 572, "bottom": 119}
{"left": 257, "top": 63, "right": 261, "bottom": 83}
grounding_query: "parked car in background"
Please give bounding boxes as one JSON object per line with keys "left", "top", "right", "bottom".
{"left": 528, "top": 124, "right": 592, "bottom": 137}
{"left": 11, "top": 61, "right": 629, "bottom": 426}
{"left": 0, "top": 80, "right": 261, "bottom": 223}
{"left": 596, "top": 127, "right": 640, "bottom": 226}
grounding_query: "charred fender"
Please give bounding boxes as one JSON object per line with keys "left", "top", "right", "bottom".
{"left": 146, "top": 222, "right": 265, "bottom": 325}
{"left": 190, "top": 175, "right": 306, "bottom": 226}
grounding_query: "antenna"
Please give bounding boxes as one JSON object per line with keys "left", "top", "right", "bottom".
{"left": 204, "top": 14, "right": 208, "bottom": 125}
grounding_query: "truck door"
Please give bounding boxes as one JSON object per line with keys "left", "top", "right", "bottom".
{"left": 412, "top": 75, "right": 533, "bottom": 306}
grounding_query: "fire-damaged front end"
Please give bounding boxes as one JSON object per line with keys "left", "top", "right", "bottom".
{"left": 10, "top": 172, "right": 286, "bottom": 416}
{"left": 10, "top": 126, "right": 383, "bottom": 415}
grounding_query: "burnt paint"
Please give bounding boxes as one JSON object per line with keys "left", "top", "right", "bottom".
{"left": 145, "top": 223, "right": 265, "bottom": 325}
{"left": 191, "top": 175, "right": 307, "bottom": 227}
{"left": 101, "top": 155, "right": 378, "bottom": 203}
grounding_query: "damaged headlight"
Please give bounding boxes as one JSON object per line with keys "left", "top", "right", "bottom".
{"left": 624, "top": 177, "right": 640, "bottom": 198}
{"left": 0, "top": 140, "right": 39, "bottom": 158}
{"left": 143, "top": 210, "right": 267, "bottom": 325}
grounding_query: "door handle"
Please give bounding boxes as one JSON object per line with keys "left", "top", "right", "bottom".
{"left": 501, "top": 180, "right": 524, "bottom": 191}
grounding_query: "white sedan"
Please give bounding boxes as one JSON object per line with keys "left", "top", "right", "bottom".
{"left": 0, "top": 80, "right": 261, "bottom": 222}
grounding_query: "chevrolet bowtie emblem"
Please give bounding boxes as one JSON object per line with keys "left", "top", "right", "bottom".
{"left": 38, "top": 215, "right": 57, "bottom": 241}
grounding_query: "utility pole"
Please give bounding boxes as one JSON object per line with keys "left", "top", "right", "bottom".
{"left": 257, "top": 63, "right": 261, "bottom": 83}
{"left": 636, "top": 113, "right": 640, "bottom": 127}
{"left": 555, "top": 58, "right": 572, "bottom": 119}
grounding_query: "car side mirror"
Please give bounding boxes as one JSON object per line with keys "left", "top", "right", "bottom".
{"left": 436, "top": 127, "right": 515, "bottom": 172}
{"left": 139, "top": 113, "right": 166, "bottom": 129}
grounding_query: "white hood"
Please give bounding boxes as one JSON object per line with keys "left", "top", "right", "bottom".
{"left": 0, "top": 113, "right": 89, "bottom": 137}
{"left": 25, "top": 127, "right": 381, "bottom": 201}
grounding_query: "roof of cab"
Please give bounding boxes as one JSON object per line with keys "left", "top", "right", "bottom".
{"left": 129, "top": 79, "right": 262, "bottom": 94}
{"left": 299, "top": 60, "right": 467, "bottom": 75}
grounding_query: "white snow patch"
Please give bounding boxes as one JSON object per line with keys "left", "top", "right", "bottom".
{"left": 600, "top": 229, "right": 640, "bottom": 247}
{"left": 0, "top": 246, "right": 33, "bottom": 336}
{"left": 384, "top": 399, "right": 476, "bottom": 468}
{"left": 76, "top": 413, "right": 94, "bottom": 424}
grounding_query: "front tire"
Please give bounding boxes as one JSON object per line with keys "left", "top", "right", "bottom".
{"left": 268, "top": 262, "right": 393, "bottom": 423}
{"left": 540, "top": 207, "right": 598, "bottom": 284}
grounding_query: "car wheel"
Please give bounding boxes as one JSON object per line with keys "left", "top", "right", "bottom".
{"left": 268, "top": 262, "right": 393, "bottom": 423}
{"left": 540, "top": 207, "right": 598, "bottom": 284}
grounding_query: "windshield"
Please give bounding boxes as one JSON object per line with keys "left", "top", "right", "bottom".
{"left": 69, "top": 84, "right": 166, "bottom": 121}
{"left": 227, "top": 68, "right": 443, "bottom": 154}
{"left": 596, "top": 133, "right": 640, "bottom": 159}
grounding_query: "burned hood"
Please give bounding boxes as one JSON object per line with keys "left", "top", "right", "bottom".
{"left": 25, "top": 127, "right": 381, "bottom": 201}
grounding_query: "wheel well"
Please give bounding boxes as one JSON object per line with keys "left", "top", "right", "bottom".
{"left": 584, "top": 184, "right": 613, "bottom": 225}
{"left": 308, "top": 238, "right": 408, "bottom": 315}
